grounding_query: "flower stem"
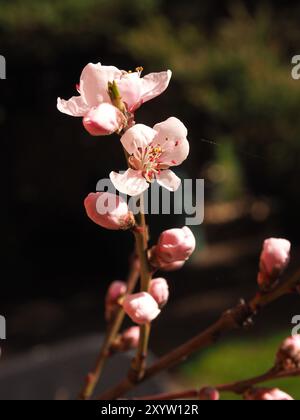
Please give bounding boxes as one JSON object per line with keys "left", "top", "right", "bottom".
{"left": 130, "top": 195, "right": 153, "bottom": 381}
{"left": 78, "top": 261, "right": 139, "bottom": 400}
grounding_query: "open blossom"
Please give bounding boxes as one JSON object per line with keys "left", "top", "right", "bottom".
{"left": 258, "top": 238, "right": 291, "bottom": 289}
{"left": 110, "top": 117, "right": 189, "bottom": 196}
{"left": 151, "top": 227, "right": 196, "bottom": 269}
{"left": 57, "top": 63, "right": 172, "bottom": 135}
{"left": 84, "top": 192, "right": 135, "bottom": 231}
{"left": 149, "top": 278, "right": 169, "bottom": 308}
{"left": 276, "top": 335, "right": 300, "bottom": 369}
{"left": 244, "top": 388, "right": 294, "bottom": 401}
{"left": 123, "top": 292, "right": 161, "bottom": 325}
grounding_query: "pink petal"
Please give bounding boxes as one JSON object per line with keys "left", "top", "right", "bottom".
{"left": 140, "top": 70, "right": 172, "bottom": 106}
{"left": 156, "top": 170, "right": 181, "bottom": 192}
{"left": 152, "top": 117, "right": 189, "bottom": 166}
{"left": 117, "top": 72, "right": 143, "bottom": 112}
{"left": 80, "top": 63, "right": 122, "bottom": 107}
{"left": 83, "top": 103, "right": 125, "bottom": 136}
{"left": 57, "top": 96, "right": 90, "bottom": 117}
{"left": 121, "top": 124, "right": 156, "bottom": 155}
{"left": 110, "top": 169, "right": 149, "bottom": 196}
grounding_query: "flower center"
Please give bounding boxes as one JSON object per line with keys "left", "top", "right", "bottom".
{"left": 129, "top": 144, "right": 163, "bottom": 183}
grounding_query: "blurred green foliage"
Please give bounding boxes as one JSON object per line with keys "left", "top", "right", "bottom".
{"left": 180, "top": 330, "right": 300, "bottom": 400}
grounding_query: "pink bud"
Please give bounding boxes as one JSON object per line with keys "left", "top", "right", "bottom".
{"left": 106, "top": 281, "right": 127, "bottom": 304}
{"left": 120, "top": 326, "right": 140, "bottom": 351}
{"left": 84, "top": 192, "right": 135, "bottom": 231}
{"left": 276, "top": 335, "right": 300, "bottom": 370}
{"left": 244, "top": 388, "right": 294, "bottom": 401}
{"left": 152, "top": 227, "right": 196, "bottom": 269}
{"left": 199, "top": 387, "right": 220, "bottom": 401}
{"left": 123, "top": 292, "right": 161, "bottom": 325}
{"left": 105, "top": 281, "right": 127, "bottom": 322}
{"left": 258, "top": 238, "right": 291, "bottom": 290}
{"left": 160, "top": 260, "right": 185, "bottom": 272}
{"left": 149, "top": 278, "right": 169, "bottom": 308}
{"left": 82, "top": 103, "right": 125, "bottom": 136}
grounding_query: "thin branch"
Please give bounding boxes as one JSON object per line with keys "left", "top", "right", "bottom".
{"left": 78, "top": 261, "right": 140, "bottom": 400}
{"left": 97, "top": 269, "right": 300, "bottom": 400}
{"left": 132, "top": 368, "right": 300, "bottom": 400}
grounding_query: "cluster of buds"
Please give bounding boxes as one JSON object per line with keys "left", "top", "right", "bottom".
{"left": 276, "top": 335, "right": 300, "bottom": 370}
{"left": 84, "top": 192, "right": 135, "bottom": 231}
{"left": 150, "top": 227, "right": 196, "bottom": 272}
{"left": 257, "top": 238, "right": 291, "bottom": 291}
{"left": 244, "top": 388, "right": 293, "bottom": 401}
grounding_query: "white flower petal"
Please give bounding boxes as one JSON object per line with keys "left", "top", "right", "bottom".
{"left": 140, "top": 70, "right": 172, "bottom": 104}
{"left": 57, "top": 96, "right": 89, "bottom": 117}
{"left": 156, "top": 170, "right": 181, "bottom": 192}
{"left": 118, "top": 72, "right": 142, "bottom": 112}
{"left": 80, "top": 63, "right": 122, "bottom": 107}
{"left": 121, "top": 124, "right": 156, "bottom": 155}
{"left": 152, "top": 117, "right": 189, "bottom": 166}
{"left": 110, "top": 169, "right": 149, "bottom": 197}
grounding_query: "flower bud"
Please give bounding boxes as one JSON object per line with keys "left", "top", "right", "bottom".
{"left": 244, "top": 387, "right": 293, "bottom": 401}
{"left": 160, "top": 260, "right": 185, "bottom": 272}
{"left": 276, "top": 335, "right": 300, "bottom": 370}
{"left": 149, "top": 278, "right": 169, "bottom": 308}
{"left": 111, "top": 326, "right": 140, "bottom": 353}
{"left": 121, "top": 326, "right": 140, "bottom": 351}
{"left": 258, "top": 238, "right": 291, "bottom": 290}
{"left": 123, "top": 292, "right": 161, "bottom": 325}
{"left": 83, "top": 103, "right": 125, "bottom": 136}
{"left": 105, "top": 280, "right": 127, "bottom": 322}
{"left": 84, "top": 192, "right": 135, "bottom": 231}
{"left": 151, "top": 227, "right": 196, "bottom": 269}
{"left": 199, "top": 387, "right": 220, "bottom": 401}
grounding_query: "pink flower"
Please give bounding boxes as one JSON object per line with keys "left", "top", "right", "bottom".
{"left": 152, "top": 227, "right": 196, "bottom": 268}
{"left": 57, "top": 63, "right": 172, "bottom": 135}
{"left": 84, "top": 192, "right": 135, "bottom": 231}
{"left": 258, "top": 238, "right": 291, "bottom": 289}
{"left": 149, "top": 278, "right": 169, "bottom": 308}
{"left": 244, "top": 388, "right": 294, "bottom": 401}
{"left": 160, "top": 260, "right": 185, "bottom": 272}
{"left": 199, "top": 387, "right": 220, "bottom": 401}
{"left": 123, "top": 292, "right": 161, "bottom": 325}
{"left": 110, "top": 117, "right": 189, "bottom": 196}
{"left": 276, "top": 335, "right": 300, "bottom": 369}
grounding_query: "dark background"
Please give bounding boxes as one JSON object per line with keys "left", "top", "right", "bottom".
{"left": 1, "top": 0, "right": 300, "bottom": 399}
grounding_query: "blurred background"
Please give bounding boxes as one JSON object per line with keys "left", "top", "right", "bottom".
{"left": 1, "top": 0, "right": 300, "bottom": 399}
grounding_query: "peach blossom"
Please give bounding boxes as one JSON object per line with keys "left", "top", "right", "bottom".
{"left": 110, "top": 117, "right": 189, "bottom": 196}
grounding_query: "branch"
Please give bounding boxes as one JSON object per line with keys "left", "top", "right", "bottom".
{"left": 78, "top": 260, "right": 140, "bottom": 400}
{"left": 97, "top": 268, "right": 300, "bottom": 400}
{"left": 131, "top": 368, "right": 300, "bottom": 400}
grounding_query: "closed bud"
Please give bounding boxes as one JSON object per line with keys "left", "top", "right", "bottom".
{"left": 258, "top": 238, "right": 291, "bottom": 291}
{"left": 149, "top": 278, "right": 169, "bottom": 308}
{"left": 105, "top": 281, "right": 127, "bottom": 322}
{"left": 199, "top": 387, "right": 220, "bottom": 401}
{"left": 244, "top": 387, "right": 293, "bottom": 401}
{"left": 123, "top": 292, "right": 161, "bottom": 325}
{"left": 84, "top": 192, "right": 135, "bottom": 231}
{"left": 276, "top": 335, "right": 300, "bottom": 370}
